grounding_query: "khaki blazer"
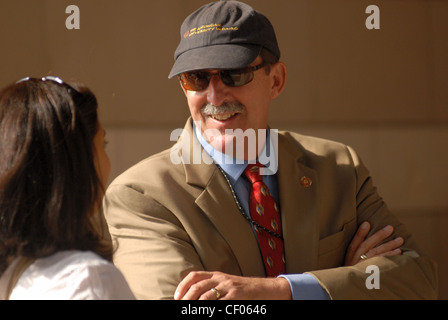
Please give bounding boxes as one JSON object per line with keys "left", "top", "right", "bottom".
{"left": 103, "top": 119, "right": 437, "bottom": 300}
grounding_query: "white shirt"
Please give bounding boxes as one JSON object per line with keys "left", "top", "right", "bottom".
{"left": 9, "top": 250, "right": 135, "bottom": 300}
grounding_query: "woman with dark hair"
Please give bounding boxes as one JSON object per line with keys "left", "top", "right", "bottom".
{"left": 0, "top": 76, "right": 135, "bottom": 299}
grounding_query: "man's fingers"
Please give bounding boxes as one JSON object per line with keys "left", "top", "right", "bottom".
{"left": 183, "top": 279, "right": 216, "bottom": 300}
{"left": 174, "top": 271, "right": 212, "bottom": 300}
{"left": 199, "top": 287, "right": 224, "bottom": 300}
{"left": 344, "top": 223, "right": 404, "bottom": 266}
{"left": 346, "top": 222, "right": 370, "bottom": 257}
{"left": 366, "top": 237, "right": 404, "bottom": 258}
{"left": 350, "top": 221, "right": 371, "bottom": 249}
{"left": 380, "top": 248, "right": 402, "bottom": 257}
{"left": 357, "top": 225, "right": 394, "bottom": 255}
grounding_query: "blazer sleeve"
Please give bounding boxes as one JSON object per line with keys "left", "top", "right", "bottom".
{"left": 308, "top": 146, "right": 438, "bottom": 299}
{"left": 103, "top": 183, "right": 203, "bottom": 300}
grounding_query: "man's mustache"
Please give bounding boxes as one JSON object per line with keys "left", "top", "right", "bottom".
{"left": 201, "top": 101, "right": 245, "bottom": 115}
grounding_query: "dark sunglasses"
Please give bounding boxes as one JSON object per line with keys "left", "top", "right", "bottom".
{"left": 16, "top": 76, "right": 80, "bottom": 96}
{"left": 179, "top": 61, "right": 267, "bottom": 92}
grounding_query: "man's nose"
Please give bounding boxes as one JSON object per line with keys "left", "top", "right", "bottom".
{"left": 206, "top": 74, "right": 230, "bottom": 106}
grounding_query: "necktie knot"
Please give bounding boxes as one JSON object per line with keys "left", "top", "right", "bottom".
{"left": 244, "top": 163, "right": 264, "bottom": 184}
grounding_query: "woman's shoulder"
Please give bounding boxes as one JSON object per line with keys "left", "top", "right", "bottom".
{"left": 33, "top": 250, "right": 106, "bottom": 266}
{"left": 10, "top": 250, "right": 135, "bottom": 300}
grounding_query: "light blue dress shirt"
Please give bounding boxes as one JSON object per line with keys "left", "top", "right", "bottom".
{"left": 193, "top": 123, "right": 330, "bottom": 300}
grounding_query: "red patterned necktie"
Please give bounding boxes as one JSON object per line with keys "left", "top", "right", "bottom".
{"left": 244, "top": 163, "right": 285, "bottom": 277}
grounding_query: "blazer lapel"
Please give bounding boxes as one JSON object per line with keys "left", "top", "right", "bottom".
{"left": 277, "top": 133, "right": 319, "bottom": 273}
{"left": 178, "top": 119, "right": 265, "bottom": 277}
{"left": 195, "top": 170, "right": 266, "bottom": 277}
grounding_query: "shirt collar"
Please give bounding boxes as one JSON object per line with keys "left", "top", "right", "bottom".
{"left": 193, "top": 122, "right": 278, "bottom": 183}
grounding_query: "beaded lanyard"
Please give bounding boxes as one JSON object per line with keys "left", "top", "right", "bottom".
{"left": 216, "top": 166, "right": 283, "bottom": 240}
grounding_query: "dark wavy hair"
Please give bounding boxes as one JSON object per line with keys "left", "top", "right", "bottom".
{"left": 0, "top": 78, "right": 112, "bottom": 274}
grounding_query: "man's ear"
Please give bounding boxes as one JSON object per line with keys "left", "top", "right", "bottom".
{"left": 269, "top": 62, "right": 287, "bottom": 99}
{"left": 179, "top": 79, "right": 189, "bottom": 96}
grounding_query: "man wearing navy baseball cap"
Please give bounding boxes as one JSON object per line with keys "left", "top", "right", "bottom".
{"left": 168, "top": 0, "right": 280, "bottom": 78}
{"left": 104, "top": 0, "right": 437, "bottom": 300}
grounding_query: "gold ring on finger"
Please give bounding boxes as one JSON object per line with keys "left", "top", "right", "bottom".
{"left": 211, "top": 287, "right": 221, "bottom": 299}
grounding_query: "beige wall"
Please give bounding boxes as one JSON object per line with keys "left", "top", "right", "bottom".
{"left": 1, "top": 0, "right": 447, "bottom": 299}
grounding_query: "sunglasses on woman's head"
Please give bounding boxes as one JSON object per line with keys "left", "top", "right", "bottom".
{"left": 16, "top": 76, "right": 80, "bottom": 96}
{"left": 179, "top": 61, "right": 267, "bottom": 92}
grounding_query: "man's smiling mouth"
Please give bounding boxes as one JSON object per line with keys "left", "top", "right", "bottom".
{"left": 210, "top": 113, "right": 238, "bottom": 121}
{"left": 202, "top": 102, "right": 245, "bottom": 122}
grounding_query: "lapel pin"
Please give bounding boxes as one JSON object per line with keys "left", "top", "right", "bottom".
{"left": 300, "top": 176, "right": 313, "bottom": 188}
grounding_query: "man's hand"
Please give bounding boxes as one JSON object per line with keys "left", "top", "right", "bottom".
{"left": 174, "top": 222, "right": 404, "bottom": 300}
{"left": 174, "top": 271, "right": 292, "bottom": 300}
{"left": 344, "top": 221, "right": 404, "bottom": 266}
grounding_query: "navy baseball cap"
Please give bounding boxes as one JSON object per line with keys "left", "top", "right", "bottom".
{"left": 168, "top": 0, "right": 280, "bottom": 78}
